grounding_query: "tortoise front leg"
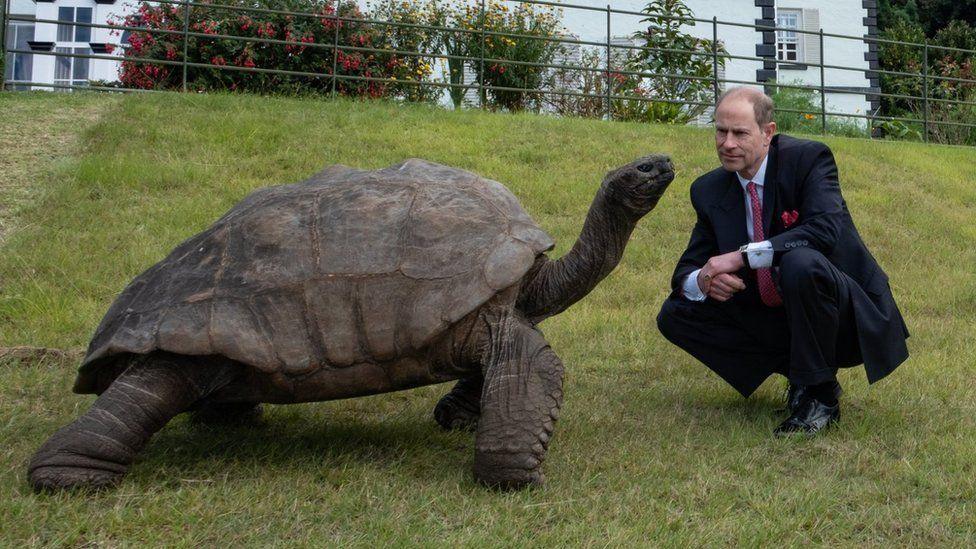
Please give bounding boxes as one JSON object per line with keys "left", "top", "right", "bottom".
{"left": 474, "top": 316, "right": 564, "bottom": 489}
{"left": 28, "top": 354, "right": 237, "bottom": 491}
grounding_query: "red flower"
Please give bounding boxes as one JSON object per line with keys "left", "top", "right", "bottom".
{"left": 781, "top": 209, "right": 800, "bottom": 228}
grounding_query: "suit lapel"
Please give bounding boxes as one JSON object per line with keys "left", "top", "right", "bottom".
{"left": 712, "top": 171, "right": 749, "bottom": 252}
{"left": 761, "top": 135, "right": 779, "bottom": 236}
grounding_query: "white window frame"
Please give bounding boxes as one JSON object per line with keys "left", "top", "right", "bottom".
{"left": 5, "top": 20, "right": 36, "bottom": 87}
{"left": 55, "top": 6, "right": 94, "bottom": 90}
{"left": 57, "top": 6, "right": 93, "bottom": 43}
{"left": 776, "top": 9, "right": 803, "bottom": 63}
{"left": 54, "top": 46, "right": 91, "bottom": 89}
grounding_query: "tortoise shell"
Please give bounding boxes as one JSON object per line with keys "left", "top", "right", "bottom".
{"left": 75, "top": 159, "right": 554, "bottom": 393}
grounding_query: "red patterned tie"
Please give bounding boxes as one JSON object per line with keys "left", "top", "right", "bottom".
{"left": 747, "top": 182, "right": 782, "bottom": 307}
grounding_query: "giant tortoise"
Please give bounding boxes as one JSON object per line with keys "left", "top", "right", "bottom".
{"left": 29, "top": 155, "right": 674, "bottom": 491}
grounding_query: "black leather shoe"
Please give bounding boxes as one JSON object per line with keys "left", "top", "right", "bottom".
{"left": 773, "top": 397, "right": 840, "bottom": 437}
{"left": 782, "top": 380, "right": 843, "bottom": 414}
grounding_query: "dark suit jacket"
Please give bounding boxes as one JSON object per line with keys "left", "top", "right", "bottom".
{"left": 668, "top": 134, "right": 909, "bottom": 383}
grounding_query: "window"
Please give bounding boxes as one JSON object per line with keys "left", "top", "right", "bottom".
{"left": 776, "top": 9, "right": 802, "bottom": 63}
{"left": 54, "top": 47, "right": 91, "bottom": 89}
{"left": 4, "top": 21, "right": 35, "bottom": 88}
{"left": 54, "top": 7, "right": 92, "bottom": 90}
{"left": 57, "top": 7, "right": 93, "bottom": 43}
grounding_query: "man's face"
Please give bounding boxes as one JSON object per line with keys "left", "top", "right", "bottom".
{"left": 714, "top": 97, "right": 776, "bottom": 178}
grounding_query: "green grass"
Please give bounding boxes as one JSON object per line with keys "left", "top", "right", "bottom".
{"left": 2, "top": 91, "right": 976, "bottom": 545}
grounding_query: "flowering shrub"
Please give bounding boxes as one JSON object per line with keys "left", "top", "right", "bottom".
{"left": 365, "top": 0, "right": 443, "bottom": 103}
{"left": 456, "top": 1, "right": 565, "bottom": 112}
{"left": 116, "top": 0, "right": 396, "bottom": 96}
{"left": 114, "top": 0, "right": 568, "bottom": 107}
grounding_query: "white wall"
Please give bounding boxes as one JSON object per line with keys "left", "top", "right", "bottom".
{"left": 556, "top": 0, "right": 764, "bottom": 93}
{"left": 8, "top": 0, "right": 134, "bottom": 89}
{"left": 776, "top": 0, "right": 872, "bottom": 121}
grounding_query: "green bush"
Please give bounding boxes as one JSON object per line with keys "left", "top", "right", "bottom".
{"left": 455, "top": 0, "right": 565, "bottom": 112}
{"left": 541, "top": 47, "right": 609, "bottom": 118}
{"left": 767, "top": 81, "right": 824, "bottom": 134}
{"left": 878, "top": 18, "right": 976, "bottom": 144}
{"left": 618, "top": 0, "right": 726, "bottom": 124}
{"left": 768, "top": 81, "right": 869, "bottom": 138}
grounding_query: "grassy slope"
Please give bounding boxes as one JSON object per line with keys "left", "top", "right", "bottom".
{"left": 1, "top": 92, "right": 975, "bottom": 545}
{"left": 0, "top": 93, "right": 118, "bottom": 247}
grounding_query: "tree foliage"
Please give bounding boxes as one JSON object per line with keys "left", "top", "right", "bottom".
{"left": 618, "top": 0, "right": 726, "bottom": 124}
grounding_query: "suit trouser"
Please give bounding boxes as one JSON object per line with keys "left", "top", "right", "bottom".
{"left": 657, "top": 248, "right": 862, "bottom": 397}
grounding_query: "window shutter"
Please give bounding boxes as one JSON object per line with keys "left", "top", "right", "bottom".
{"left": 803, "top": 9, "right": 821, "bottom": 66}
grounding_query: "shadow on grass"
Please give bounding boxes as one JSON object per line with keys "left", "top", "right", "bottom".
{"left": 128, "top": 399, "right": 474, "bottom": 487}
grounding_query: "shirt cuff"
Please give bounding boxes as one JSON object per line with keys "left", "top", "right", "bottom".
{"left": 682, "top": 269, "right": 707, "bottom": 301}
{"left": 745, "top": 241, "right": 774, "bottom": 269}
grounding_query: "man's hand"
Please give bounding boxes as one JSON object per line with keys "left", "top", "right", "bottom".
{"left": 697, "top": 251, "right": 747, "bottom": 302}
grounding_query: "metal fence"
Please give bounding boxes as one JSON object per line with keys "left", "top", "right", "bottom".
{"left": 3, "top": 0, "right": 976, "bottom": 144}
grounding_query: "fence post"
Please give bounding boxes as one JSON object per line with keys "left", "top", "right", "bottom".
{"left": 605, "top": 4, "right": 611, "bottom": 120}
{"left": 712, "top": 16, "right": 719, "bottom": 106}
{"left": 923, "top": 41, "right": 929, "bottom": 143}
{"left": 479, "top": 0, "right": 486, "bottom": 109}
{"left": 330, "top": 10, "right": 339, "bottom": 97}
{"left": 181, "top": 0, "right": 191, "bottom": 92}
{"left": 2, "top": 0, "right": 9, "bottom": 91}
{"left": 819, "top": 28, "right": 826, "bottom": 134}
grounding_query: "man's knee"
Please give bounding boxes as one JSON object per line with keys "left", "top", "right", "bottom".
{"left": 657, "top": 299, "right": 699, "bottom": 345}
{"left": 779, "top": 248, "right": 832, "bottom": 297}
{"left": 656, "top": 299, "right": 682, "bottom": 343}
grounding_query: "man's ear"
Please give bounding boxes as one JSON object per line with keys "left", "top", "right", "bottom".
{"left": 763, "top": 121, "right": 777, "bottom": 144}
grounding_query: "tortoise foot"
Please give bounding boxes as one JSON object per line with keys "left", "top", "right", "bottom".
{"left": 29, "top": 465, "right": 123, "bottom": 493}
{"left": 433, "top": 392, "right": 480, "bottom": 431}
{"left": 191, "top": 402, "right": 263, "bottom": 426}
{"left": 473, "top": 451, "right": 545, "bottom": 490}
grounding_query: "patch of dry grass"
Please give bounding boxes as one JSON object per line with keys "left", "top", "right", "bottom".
{"left": 0, "top": 93, "right": 118, "bottom": 247}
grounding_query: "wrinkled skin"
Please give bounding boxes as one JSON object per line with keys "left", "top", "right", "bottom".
{"left": 28, "top": 155, "right": 674, "bottom": 492}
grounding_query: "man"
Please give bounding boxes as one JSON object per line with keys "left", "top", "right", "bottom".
{"left": 656, "top": 87, "right": 909, "bottom": 436}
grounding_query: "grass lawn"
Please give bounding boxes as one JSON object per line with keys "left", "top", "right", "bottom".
{"left": 1, "top": 91, "right": 975, "bottom": 546}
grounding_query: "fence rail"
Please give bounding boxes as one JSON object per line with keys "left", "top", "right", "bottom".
{"left": 4, "top": 0, "right": 976, "bottom": 144}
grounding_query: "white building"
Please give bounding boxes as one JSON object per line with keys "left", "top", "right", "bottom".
{"left": 558, "top": 0, "right": 879, "bottom": 122}
{"left": 4, "top": 0, "right": 880, "bottom": 119}
{"left": 4, "top": 0, "right": 135, "bottom": 90}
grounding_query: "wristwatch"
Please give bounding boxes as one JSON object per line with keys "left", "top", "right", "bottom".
{"left": 738, "top": 244, "right": 750, "bottom": 269}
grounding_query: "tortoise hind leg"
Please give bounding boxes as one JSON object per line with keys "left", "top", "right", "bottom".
{"left": 28, "top": 353, "right": 238, "bottom": 492}
{"left": 433, "top": 375, "right": 483, "bottom": 431}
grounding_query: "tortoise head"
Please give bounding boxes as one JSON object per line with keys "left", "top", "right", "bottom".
{"left": 601, "top": 153, "right": 675, "bottom": 217}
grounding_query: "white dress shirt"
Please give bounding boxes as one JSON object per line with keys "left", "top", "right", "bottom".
{"left": 682, "top": 154, "right": 775, "bottom": 301}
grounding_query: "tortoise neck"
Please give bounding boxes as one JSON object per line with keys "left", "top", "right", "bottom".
{"left": 515, "top": 184, "right": 637, "bottom": 323}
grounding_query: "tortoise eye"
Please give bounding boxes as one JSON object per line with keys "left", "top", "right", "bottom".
{"left": 637, "top": 163, "right": 655, "bottom": 173}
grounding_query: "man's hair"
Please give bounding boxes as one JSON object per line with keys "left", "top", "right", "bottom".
{"left": 715, "top": 87, "right": 774, "bottom": 127}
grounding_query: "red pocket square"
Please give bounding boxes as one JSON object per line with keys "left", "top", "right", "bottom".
{"left": 781, "top": 210, "right": 799, "bottom": 228}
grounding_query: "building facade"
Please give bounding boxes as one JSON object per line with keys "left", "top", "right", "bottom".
{"left": 4, "top": 0, "right": 135, "bottom": 90}
{"left": 559, "top": 0, "right": 878, "bottom": 123}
